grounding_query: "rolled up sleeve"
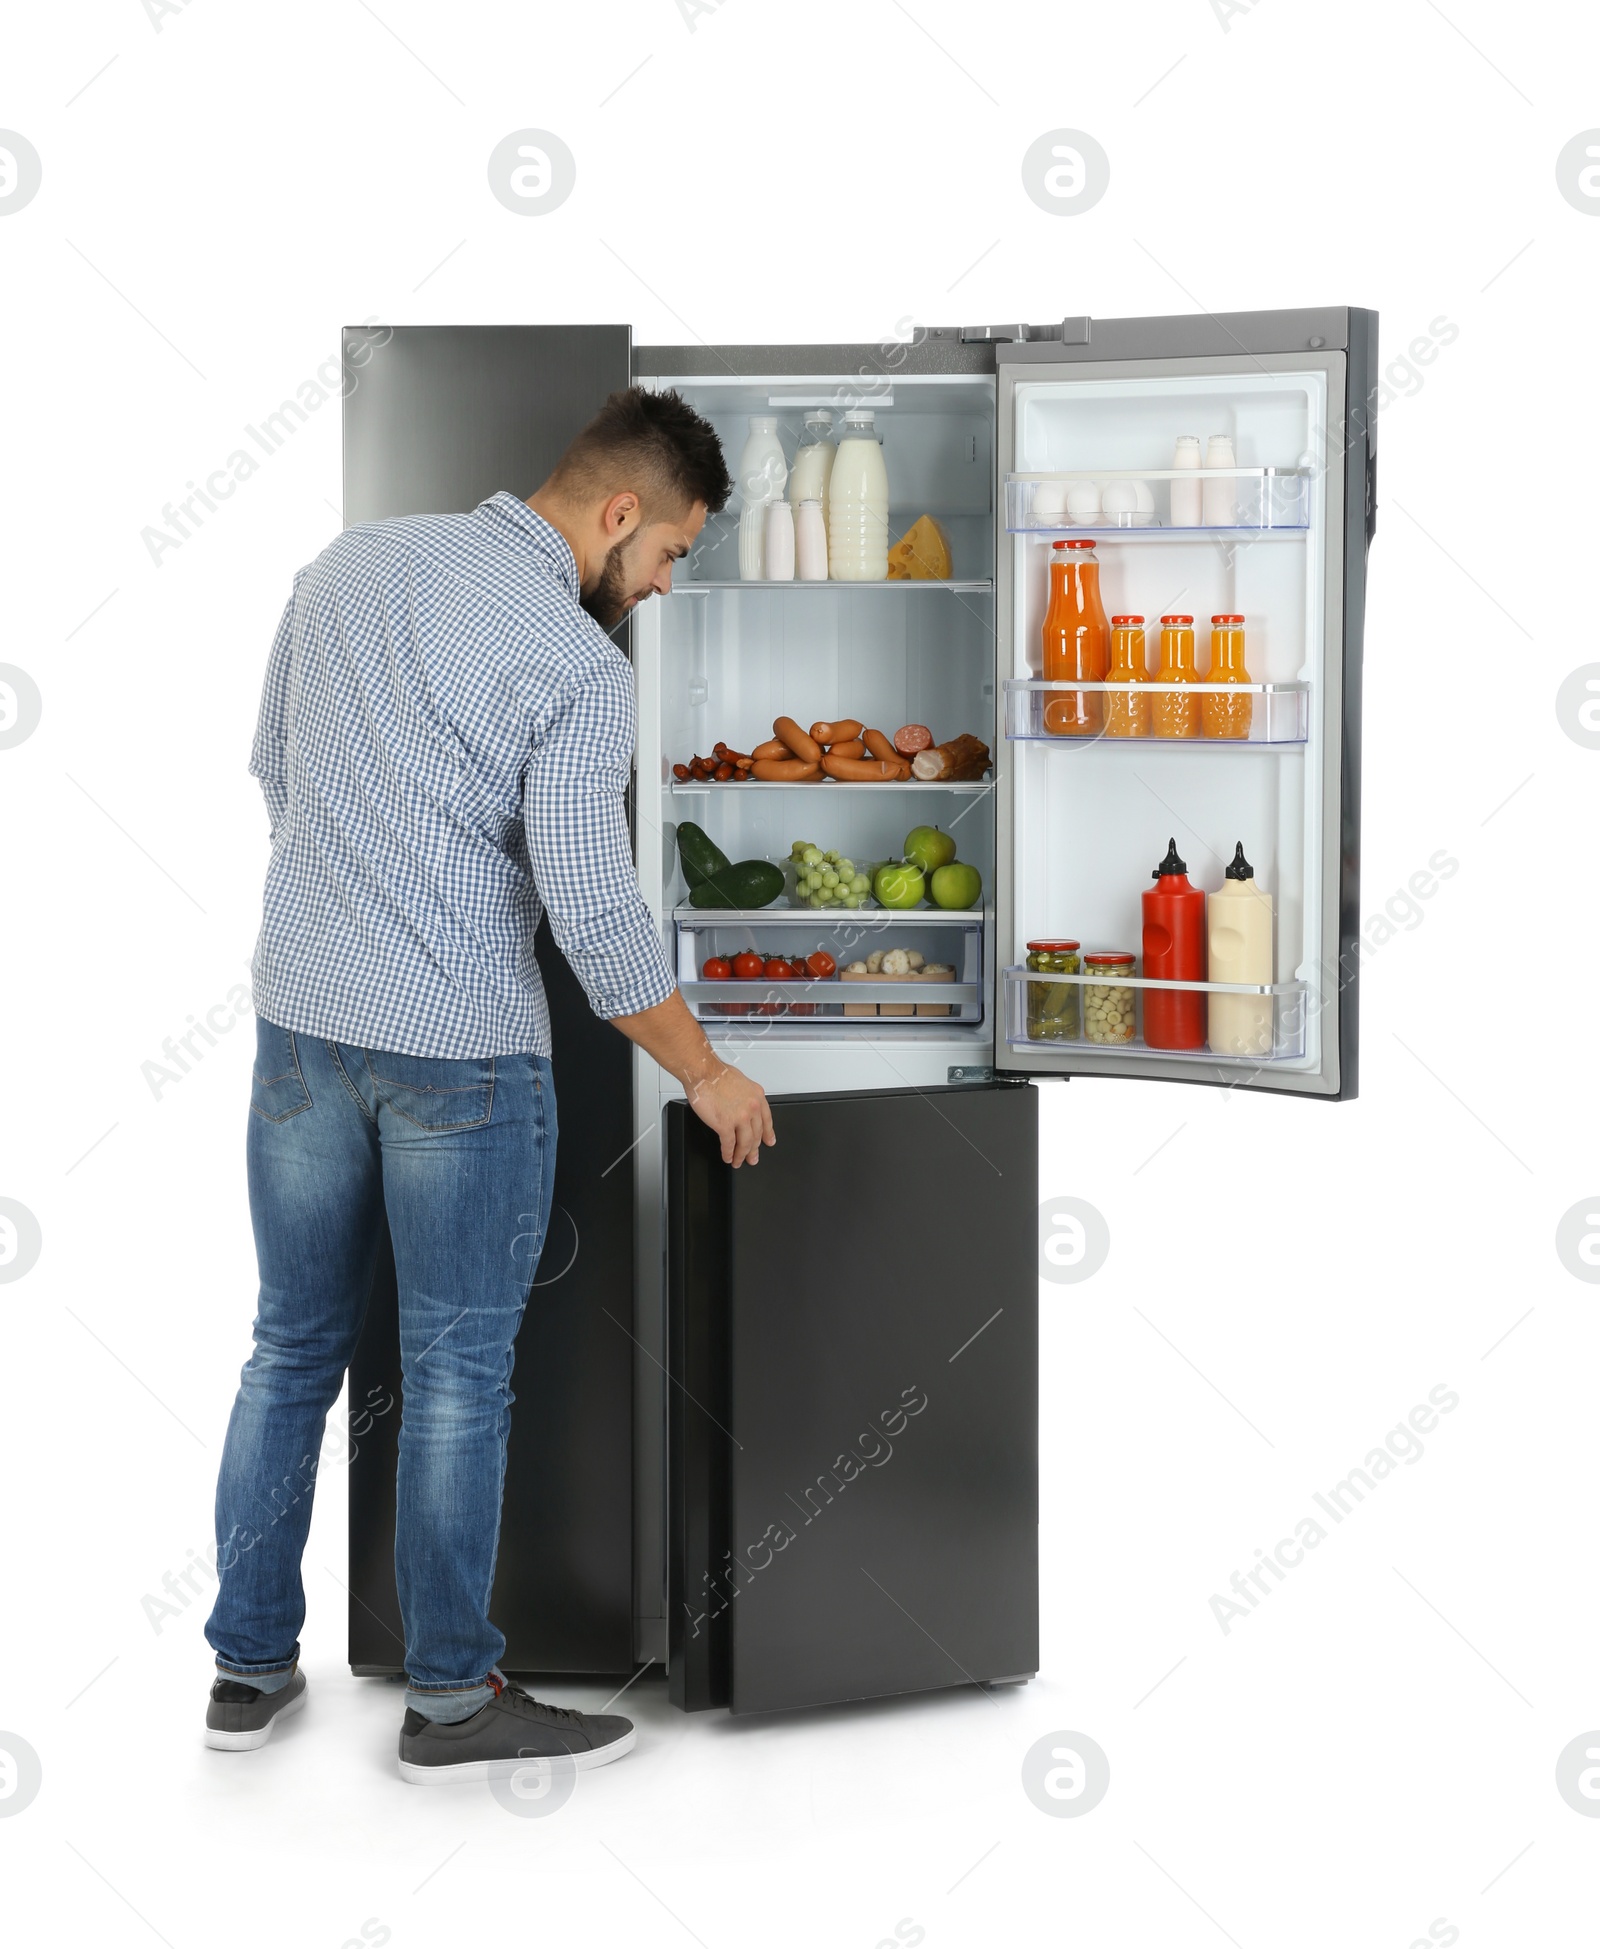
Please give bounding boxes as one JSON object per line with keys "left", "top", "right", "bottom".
{"left": 522, "top": 653, "right": 676, "bottom": 1021}
{"left": 249, "top": 595, "right": 294, "bottom": 840}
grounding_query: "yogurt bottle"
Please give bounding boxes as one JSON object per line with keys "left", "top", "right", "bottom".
{"left": 736, "top": 415, "right": 788, "bottom": 581}
{"left": 827, "top": 409, "right": 890, "bottom": 580}
{"left": 1202, "top": 434, "right": 1238, "bottom": 527}
{"left": 1207, "top": 842, "right": 1274, "bottom": 1055}
{"left": 788, "top": 411, "right": 836, "bottom": 509}
{"left": 1170, "top": 435, "right": 1202, "bottom": 527}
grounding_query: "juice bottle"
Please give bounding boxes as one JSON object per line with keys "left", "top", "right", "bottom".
{"left": 1202, "top": 614, "right": 1253, "bottom": 740}
{"left": 1104, "top": 615, "right": 1149, "bottom": 738}
{"left": 1151, "top": 615, "right": 1200, "bottom": 738}
{"left": 1041, "top": 538, "right": 1110, "bottom": 736}
{"left": 1207, "top": 842, "right": 1274, "bottom": 1055}
{"left": 1141, "top": 837, "right": 1206, "bottom": 1050}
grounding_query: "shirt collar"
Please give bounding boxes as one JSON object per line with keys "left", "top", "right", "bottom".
{"left": 477, "top": 492, "right": 581, "bottom": 600}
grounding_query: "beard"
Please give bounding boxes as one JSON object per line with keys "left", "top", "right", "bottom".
{"left": 580, "top": 534, "right": 652, "bottom": 629}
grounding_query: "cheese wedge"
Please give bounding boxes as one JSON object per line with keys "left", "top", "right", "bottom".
{"left": 885, "top": 514, "right": 953, "bottom": 581}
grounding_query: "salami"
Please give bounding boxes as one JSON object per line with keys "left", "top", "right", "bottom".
{"left": 893, "top": 723, "right": 933, "bottom": 756}
{"left": 910, "top": 734, "right": 991, "bottom": 782}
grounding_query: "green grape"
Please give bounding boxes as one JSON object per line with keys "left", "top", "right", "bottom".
{"left": 842, "top": 893, "right": 861, "bottom": 909}
{"left": 821, "top": 869, "right": 839, "bottom": 888}
{"left": 802, "top": 846, "right": 822, "bottom": 866}
{"left": 838, "top": 859, "right": 854, "bottom": 876}
{"left": 850, "top": 874, "right": 870, "bottom": 894}
{"left": 808, "top": 893, "right": 825, "bottom": 909}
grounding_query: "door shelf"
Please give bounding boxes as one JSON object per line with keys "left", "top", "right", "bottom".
{"left": 1001, "top": 966, "right": 1308, "bottom": 1064}
{"left": 1003, "top": 679, "right": 1309, "bottom": 745}
{"left": 1006, "top": 469, "right": 1309, "bottom": 533}
{"left": 678, "top": 914, "right": 985, "bottom": 1024}
{"left": 672, "top": 579, "right": 993, "bottom": 595}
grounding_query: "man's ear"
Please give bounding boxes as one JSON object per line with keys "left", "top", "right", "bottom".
{"left": 601, "top": 491, "right": 642, "bottom": 539}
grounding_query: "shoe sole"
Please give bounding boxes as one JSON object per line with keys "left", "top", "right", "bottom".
{"left": 203, "top": 1685, "right": 307, "bottom": 1752}
{"left": 398, "top": 1726, "right": 637, "bottom": 1785}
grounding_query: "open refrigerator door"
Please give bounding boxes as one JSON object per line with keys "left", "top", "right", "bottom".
{"left": 994, "top": 318, "right": 1374, "bottom": 1098}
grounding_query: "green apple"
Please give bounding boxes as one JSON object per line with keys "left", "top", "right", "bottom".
{"left": 903, "top": 825, "right": 957, "bottom": 876}
{"left": 930, "top": 861, "right": 982, "bottom": 910}
{"left": 873, "top": 861, "right": 926, "bottom": 910}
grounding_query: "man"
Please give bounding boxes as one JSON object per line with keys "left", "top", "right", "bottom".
{"left": 203, "top": 387, "right": 774, "bottom": 1782}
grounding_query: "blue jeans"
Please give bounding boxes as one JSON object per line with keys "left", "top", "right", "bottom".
{"left": 205, "top": 1019, "right": 557, "bottom": 1722}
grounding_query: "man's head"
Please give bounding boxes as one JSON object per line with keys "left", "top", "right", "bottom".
{"left": 530, "top": 387, "right": 732, "bottom": 627}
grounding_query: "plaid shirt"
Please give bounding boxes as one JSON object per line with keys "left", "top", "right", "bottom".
{"left": 249, "top": 492, "right": 675, "bottom": 1058}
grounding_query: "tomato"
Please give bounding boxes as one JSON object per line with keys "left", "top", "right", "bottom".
{"left": 787, "top": 957, "right": 806, "bottom": 977}
{"left": 731, "top": 951, "right": 764, "bottom": 980}
{"left": 701, "top": 956, "right": 732, "bottom": 981}
{"left": 805, "top": 951, "right": 836, "bottom": 979}
{"left": 764, "top": 958, "right": 795, "bottom": 979}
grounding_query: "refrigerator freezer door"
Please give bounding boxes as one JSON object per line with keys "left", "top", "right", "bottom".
{"left": 343, "top": 324, "right": 642, "bottom": 1673}
{"left": 668, "top": 1083, "right": 1038, "bottom": 1715}
{"left": 994, "top": 309, "right": 1374, "bottom": 1099}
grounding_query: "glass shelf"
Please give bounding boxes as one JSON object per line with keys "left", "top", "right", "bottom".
{"left": 1001, "top": 965, "right": 1308, "bottom": 1064}
{"left": 1006, "top": 469, "right": 1309, "bottom": 534}
{"left": 1003, "top": 679, "right": 1308, "bottom": 745}
{"left": 668, "top": 778, "right": 995, "bottom": 794}
{"left": 670, "top": 579, "right": 994, "bottom": 594}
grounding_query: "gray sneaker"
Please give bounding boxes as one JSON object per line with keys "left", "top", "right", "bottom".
{"left": 204, "top": 1670, "right": 307, "bottom": 1751}
{"left": 398, "top": 1678, "right": 635, "bottom": 1785}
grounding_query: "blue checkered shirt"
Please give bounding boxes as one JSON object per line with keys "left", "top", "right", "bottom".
{"left": 249, "top": 492, "right": 675, "bottom": 1058}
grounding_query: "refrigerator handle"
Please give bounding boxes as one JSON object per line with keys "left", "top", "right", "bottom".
{"left": 1366, "top": 443, "right": 1377, "bottom": 545}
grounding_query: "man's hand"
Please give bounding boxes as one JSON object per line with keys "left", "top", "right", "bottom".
{"left": 683, "top": 1052, "right": 775, "bottom": 1168}
{"left": 609, "top": 990, "right": 776, "bottom": 1167}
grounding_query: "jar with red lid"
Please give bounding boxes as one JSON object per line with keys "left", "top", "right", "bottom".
{"left": 1025, "top": 939, "right": 1081, "bottom": 1040}
{"left": 1082, "top": 952, "right": 1136, "bottom": 1043}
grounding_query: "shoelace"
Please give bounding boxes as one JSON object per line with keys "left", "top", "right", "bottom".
{"left": 499, "top": 1684, "right": 586, "bottom": 1727}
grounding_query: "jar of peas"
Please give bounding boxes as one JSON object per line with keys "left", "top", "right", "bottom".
{"left": 1083, "top": 952, "right": 1136, "bottom": 1043}
{"left": 1025, "top": 940, "right": 1081, "bottom": 1040}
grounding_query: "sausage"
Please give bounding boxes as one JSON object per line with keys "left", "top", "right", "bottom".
{"left": 713, "top": 761, "right": 735, "bottom": 781}
{"left": 821, "top": 753, "right": 913, "bottom": 783}
{"left": 862, "top": 728, "right": 898, "bottom": 764}
{"left": 827, "top": 738, "right": 866, "bottom": 760}
{"left": 751, "top": 757, "right": 824, "bottom": 782}
{"left": 751, "top": 737, "right": 792, "bottom": 762}
{"left": 671, "top": 763, "right": 691, "bottom": 782}
{"left": 773, "top": 716, "right": 823, "bottom": 764}
{"left": 910, "top": 733, "right": 991, "bottom": 782}
{"left": 893, "top": 723, "right": 934, "bottom": 756}
{"left": 690, "top": 755, "right": 716, "bottom": 779}
{"left": 810, "top": 718, "right": 864, "bottom": 746}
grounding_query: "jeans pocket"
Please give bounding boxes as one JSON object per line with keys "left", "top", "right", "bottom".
{"left": 250, "top": 1025, "right": 312, "bottom": 1123}
{"left": 366, "top": 1052, "right": 495, "bottom": 1132}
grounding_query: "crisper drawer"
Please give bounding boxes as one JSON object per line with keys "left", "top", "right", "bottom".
{"left": 674, "top": 910, "right": 984, "bottom": 1025}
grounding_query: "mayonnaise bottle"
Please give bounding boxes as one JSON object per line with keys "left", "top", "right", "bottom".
{"left": 1207, "top": 842, "right": 1274, "bottom": 1056}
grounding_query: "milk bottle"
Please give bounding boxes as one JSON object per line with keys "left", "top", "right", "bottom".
{"left": 788, "top": 411, "right": 836, "bottom": 509}
{"left": 736, "top": 415, "right": 788, "bottom": 581}
{"left": 827, "top": 409, "right": 890, "bottom": 581}
{"left": 1207, "top": 842, "right": 1274, "bottom": 1055}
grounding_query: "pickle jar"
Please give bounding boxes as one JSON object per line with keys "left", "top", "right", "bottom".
{"left": 1082, "top": 952, "right": 1137, "bottom": 1043}
{"left": 1025, "top": 940, "right": 1081, "bottom": 1040}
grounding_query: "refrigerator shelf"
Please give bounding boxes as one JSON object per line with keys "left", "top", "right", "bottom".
{"left": 1002, "top": 966, "right": 1308, "bottom": 1063}
{"left": 1003, "top": 678, "right": 1309, "bottom": 745}
{"left": 668, "top": 778, "right": 995, "bottom": 795}
{"left": 671, "top": 579, "right": 994, "bottom": 594}
{"left": 1006, "top": 468, "right": 1309, "bottom": 534}
{"left": 669, "top": 905, "right": 988, "bottom": 925}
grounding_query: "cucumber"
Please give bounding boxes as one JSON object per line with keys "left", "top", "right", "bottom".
{"left": 687, "top": 860, "right": 785, "bottom": 911}
{"left": 676, "top": 820, "right": 732, "bottom": 890}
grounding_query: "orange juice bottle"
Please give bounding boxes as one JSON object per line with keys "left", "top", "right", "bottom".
{"left": 1151, "top": 614, "right": 1200, "bottom": 738}
{"left": 1104, "top": 615, "right": 1149, "bottom": 738}
{"left": 1202, "top": 613, "right": 1253, "bottom": 740}
{"left": 1041, "top": 539, "right": 1109, "bottom": 736}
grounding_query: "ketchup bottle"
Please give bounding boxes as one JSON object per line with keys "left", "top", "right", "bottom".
{"left": 1141, "top": 838, "right": 1207, "bottom": 1050}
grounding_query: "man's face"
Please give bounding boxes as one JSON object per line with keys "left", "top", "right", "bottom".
{"left": 581, "top": 500, "right": 707, "bottom": 628}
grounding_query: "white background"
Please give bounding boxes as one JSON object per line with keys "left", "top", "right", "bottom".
{"left": 2, "top": 1, "right": 1597, "bottom": 1944}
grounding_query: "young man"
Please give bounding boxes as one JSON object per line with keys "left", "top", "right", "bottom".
{"left": 203, "top": 388, "right": 774, "bottom": 1782}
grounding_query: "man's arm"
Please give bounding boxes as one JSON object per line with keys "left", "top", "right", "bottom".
{"left": 522, "top": 657, "right": 774, "bottom": 1167}
{"left": 610, "top": 990, "right": 774, "bottom": 1168}
{"left": 250, "top": 596, "right": 295, "bottom": 838}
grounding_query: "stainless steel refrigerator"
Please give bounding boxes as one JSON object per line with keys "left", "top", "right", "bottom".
{"left": 343, "top": 309, "right": 1374, "bottom": 1713}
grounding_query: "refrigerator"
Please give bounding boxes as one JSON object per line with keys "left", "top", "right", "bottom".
{"left": 342, "top": 309, "right": 1374, "bottom": 1714}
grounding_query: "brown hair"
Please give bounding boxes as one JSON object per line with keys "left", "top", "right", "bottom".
{"left": 543, "top": 386, "right": 732, "bottom": 518}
